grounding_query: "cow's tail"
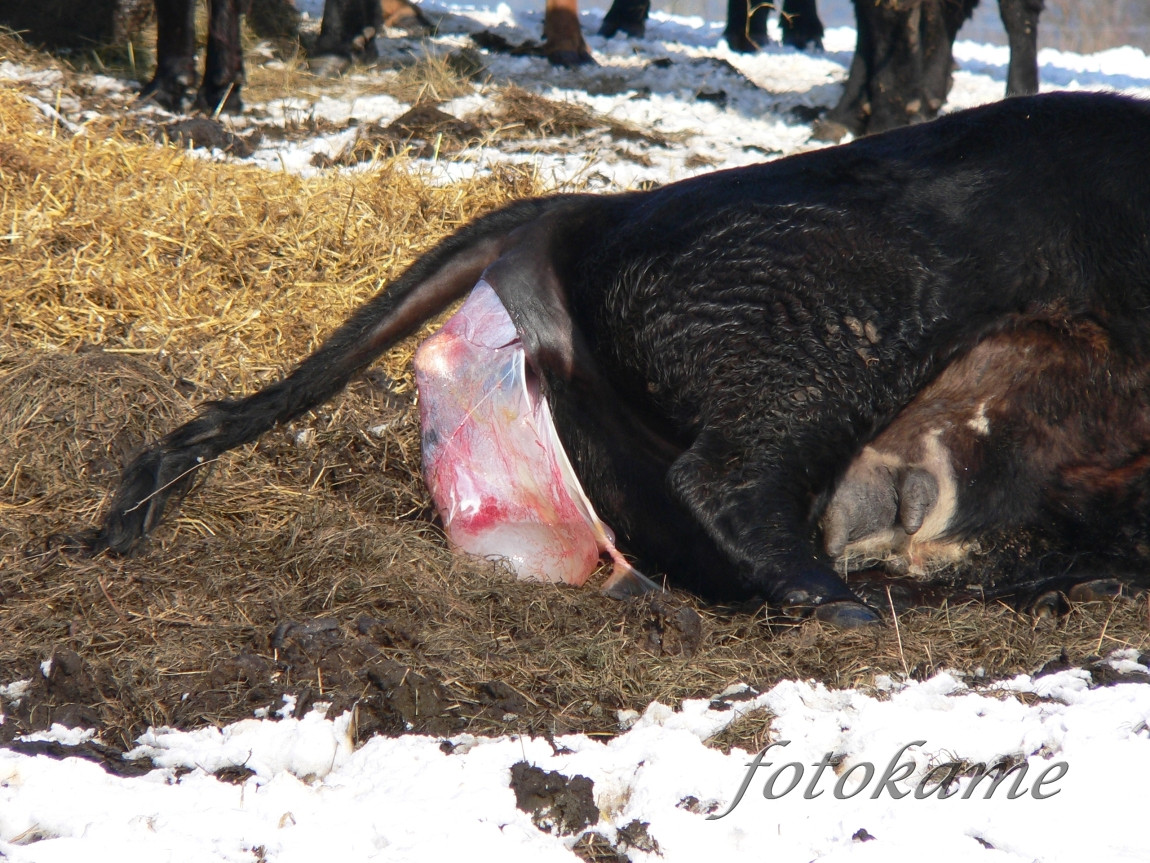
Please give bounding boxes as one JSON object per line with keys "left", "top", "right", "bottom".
{"left": 92, "top": 195, "right": 574, "bottom": 554}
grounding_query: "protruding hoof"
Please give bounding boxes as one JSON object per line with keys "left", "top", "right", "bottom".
{"left": 1068, "top": 579, "right": 1124, "bottom": 603}
{"left": 812, "top": 600, "right": 882, "bottom": 628}
{"left": 601, "top": 565, "right": 663, "bottom": 599}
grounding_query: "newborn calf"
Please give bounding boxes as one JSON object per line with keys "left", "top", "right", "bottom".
{"left": 824, "top": 310, "right": 1150, "bottom": 590}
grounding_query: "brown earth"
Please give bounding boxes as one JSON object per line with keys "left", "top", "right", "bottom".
{"left": 1, "top": 32, "right": 1149, "bottom": 768}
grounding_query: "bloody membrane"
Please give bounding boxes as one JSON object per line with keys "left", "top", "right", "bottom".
{"left": 413, "top": 280, "right": 656, "bottom": 596}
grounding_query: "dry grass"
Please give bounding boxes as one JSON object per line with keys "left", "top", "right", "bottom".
{"left": 1, "top": 37, "right": 1148, "bottom": 753}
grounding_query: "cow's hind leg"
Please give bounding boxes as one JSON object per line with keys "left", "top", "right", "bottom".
{"left": 667, "top": 430, "right": 881, "bottom": 626}
{"left": 141, "top": 0, "right": 198, "bottom": 111}
{"left": 311, "top": 0, "right": 387, "bottom": 76}
{"left": 823, "top": 311, "right": 1150, "bottom": 612}
{"left": 780, "top": 0, "right": 824, "bottom": 50}
{"left": 999, "top": 0, "right": 1042, "bottom": 96}
{"left": 724, "top": 0, "right": 769, "bottom": 53}
{"left": 198, "top": 0, "right": 245, "bottom": 114}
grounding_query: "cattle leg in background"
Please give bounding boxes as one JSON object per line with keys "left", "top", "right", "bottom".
{"left": 544, "top": 0, "right": 595, "bottom": 65}
{"left": 723, "top": 0, "right": 824, "bottom": 53}
{"left": 823, "top": 311, "right": 1150, "bottom": 605}
{"left": 598, "top": 0, "right": 649, "bottom": 39}
{"left": 310, "top": 0, "right": 431, "bottom": 76}
{"left": 817, "top": 0, "right": 1042, "bottom": 140}
{"left": 142, "top": 0, "right": 244, "bottom": 114}
{"left": 1000, "top": 0, "right": 1043, "bottom": 95}
{"left": 599, "top": 0, "right": 823, "bottom": 53}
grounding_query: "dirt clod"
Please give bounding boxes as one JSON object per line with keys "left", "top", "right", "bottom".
{"left": 617, "top": 820, "right": 660, "bottom": 855}
{"left": 510, "top": 761, "right": 599, "bottom": 835}
{"left": 573, "top": 832, "right": 630, "bottom": 863}
{"left": 0, "top": 739, "right": 154, "bottom": 777}
{"left": 636, "top": 595, "right": 704, "bottom": 657}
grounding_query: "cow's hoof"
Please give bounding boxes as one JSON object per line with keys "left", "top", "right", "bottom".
{"left": 812, "top": 600, "right": 882, "bottom": 628}
{"left": 599, "top": 19, "right": 645, "bottom": 38}
{"left": 138, "top": 76, "right": 192, "bottom": 113}
{"left": 1068, "top": 578, "right": 1124, "bottom": 603}
{"left": 811, "top": 119, "right": 851, "bottom": 143}
{"left": 546, "top": 47, "right": 597, "bottom": 67}
{"left": 1028, "top": 578, "right": 1126, "bottom": 618}
{"left": 196, "top": 86, "right": 243, "bottom": 116}
{"left": 724, "top": 30, "right": 766, "bottom": 54}
{"left": 309, "top": 54, "right": 352, "bottom": 78}
{"left": 1029, "top": 589, "right": 1067, "bottom": 619}
{"left": 781, "top": 32, "right": 823, "bottom": 52}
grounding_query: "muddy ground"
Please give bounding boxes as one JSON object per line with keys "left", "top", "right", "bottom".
{"left": 2, "top": 28, "right": 1149, "bottom": 775}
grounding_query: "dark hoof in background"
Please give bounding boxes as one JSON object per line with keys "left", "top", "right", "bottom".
{"left": 811, "top": 118, "right": 852, "bottom": 143}
{"left": 547, "top": 48, "right": 597, "bottom": 68}
{"left": 812, "top": 600, "right": 882, "bottom": 628}
{"left": 195, "top": 87, "right": 243, "bottom": 116}
{"left": 724, "top": 29, "right": 767, "bottom": 54}
{"left": 599, "top": 20, "right": 645, "bottom": 38}
{"left": 599, "top": 1, "right": 648, "bottom": 39}
{"left": 784, "top": 37, "right": 823, "bottom": 51}
{"left": 138, "top": 76, "right": 193, "bottom": 114}
{"left": 309, "top": 54, "right": 352, "bottom": 78}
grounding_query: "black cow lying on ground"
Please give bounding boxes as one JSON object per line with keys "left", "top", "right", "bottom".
{"left": 819, "top": 0, "right": 1043, "bottom": 138}
{"left": 92, "top": 92, "right": 1150, "bottom": 627}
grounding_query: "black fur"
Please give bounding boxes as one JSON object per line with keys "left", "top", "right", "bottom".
{"left": 96, "top": 92, "right": 1150, "bottom": 624}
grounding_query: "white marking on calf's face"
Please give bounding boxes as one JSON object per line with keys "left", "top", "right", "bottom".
{"left": 966, "top": 400, "right": 990, "bottom": 435}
